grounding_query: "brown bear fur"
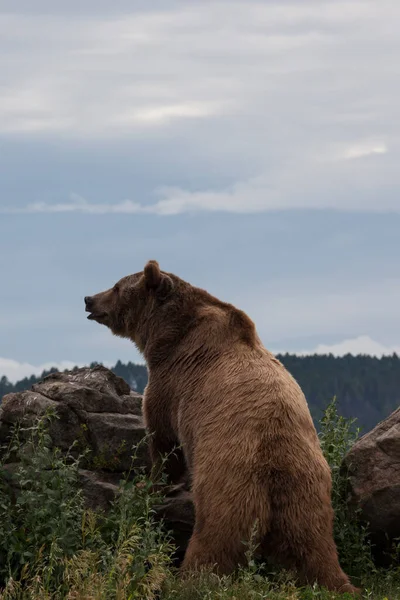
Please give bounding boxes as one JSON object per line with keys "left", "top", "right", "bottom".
{"left": 84, "top": 260, "right": 359, "bottom": 594}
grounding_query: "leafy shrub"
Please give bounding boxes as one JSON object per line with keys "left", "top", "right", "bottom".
{"left": 319, "top": 397, "right": 375, "bottom": 579}
{"left": 0, "top": 411, "right": 85, "bottom": 588}
{"left": 0, "top": 412, "right": 173, "bottom": 598}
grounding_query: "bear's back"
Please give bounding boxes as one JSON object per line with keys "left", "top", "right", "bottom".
{"left": 167, "top": 307, "right": 318, "bottom": 446}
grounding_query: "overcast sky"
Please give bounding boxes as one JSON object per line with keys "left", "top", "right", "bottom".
{"left": 1, "top": 0, "right": 399, "bottom": 382}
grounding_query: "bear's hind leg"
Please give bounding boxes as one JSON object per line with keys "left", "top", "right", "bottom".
{"left": 297, "top": 536, "right": 361, "bottom": 595}
{"left": 181, "top": 479, "right": 270, "bottom": 576}
{"left": 292, "top": 532, "right": 359, "bottom": 594}
{"left": 272, "top": 490, "right": 360, "bottom": 595}
{"left": 182, "top": 530, "right": 239, "bottom": 575}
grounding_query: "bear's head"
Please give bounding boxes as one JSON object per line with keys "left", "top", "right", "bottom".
{"left": 84, "top": 260, "right": 177, "bottom": 350}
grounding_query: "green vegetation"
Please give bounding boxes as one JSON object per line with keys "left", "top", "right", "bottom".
{"left": 0, "top": 400, "right": 399, "bottom": 599}
{"left": 2, "top": 354, "right": 399, "bottom": 433}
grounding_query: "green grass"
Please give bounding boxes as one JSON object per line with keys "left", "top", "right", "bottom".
{"left": 0, "top": 400, "right": 399, "bottom": 599}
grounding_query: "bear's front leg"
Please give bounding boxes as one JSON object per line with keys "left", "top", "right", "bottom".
{"left": 143, "top": 390, "right": 188, "bottom": 489}
{"left": 148, "top": 433, "right": 187, "bottom": 489}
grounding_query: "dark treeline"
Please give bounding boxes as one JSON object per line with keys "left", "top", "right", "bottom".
{"left": 1, "top": 354, "right": 399, "bottom": 433}
{"left": 280, "top": 353, "right": 399, "bottom": 432}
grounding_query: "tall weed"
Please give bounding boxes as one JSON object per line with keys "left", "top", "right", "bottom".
{"left": 319, "top": 397, "right": 375, "bottom": 578}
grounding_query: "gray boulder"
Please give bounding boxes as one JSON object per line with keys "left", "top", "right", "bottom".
{"left": 343, "top": 406, "right": 400, "bottom": 564}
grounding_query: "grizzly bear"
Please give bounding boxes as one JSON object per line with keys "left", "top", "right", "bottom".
{"left": 84, "top": 260, "right": 359, "bottom": 594}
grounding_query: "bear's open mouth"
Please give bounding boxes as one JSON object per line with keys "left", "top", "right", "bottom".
{"left": 86, "top": 311, "right": 107, "bottom": 322}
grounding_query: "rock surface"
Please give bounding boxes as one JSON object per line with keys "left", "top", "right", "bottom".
{"left": 343, "top": 406, "right": 400, "bottom": 564}
{"left": 0, "top": 366, "right": 147, "bottom": 467}
{"left": 0, "top": 366, "right": 195, "bottom": 558}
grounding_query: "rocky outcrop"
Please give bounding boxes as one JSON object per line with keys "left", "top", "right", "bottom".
{"left": 0, "top": 366, "right": 147, "bottom": 470}
{"left": 0, "top": 366, "right": 195, "bottom": 559}
{"left": 343, "top": 406, "right": 400, "bottom": 564}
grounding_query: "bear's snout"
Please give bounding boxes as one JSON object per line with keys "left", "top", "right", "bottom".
{"left": 84, "top": 294, "right": 109, "bottom": 324}
{"left": 84, "top": 296, "right": 94, "bottom": 310}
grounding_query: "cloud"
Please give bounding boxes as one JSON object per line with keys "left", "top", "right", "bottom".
{"left": 1, "top": 1, "right": 400, "bottom": 217}
{"left": 296, "top": 335, "right": 400, "bottom": 357}
{"left": 2, "top": 335, "right": 398, "bottom": 383}
{"left": 0, "top": 8, "right": 238, "bottom": 137}
{"left": 0, "top": 1, "right": 399, "bottom": 142}
{"left": 150, "top": 152, "right": 398, "bottom": 213}
{"left": 0, "top": 358, "right": 84, "bottom": 384}
{"left": 342, "top": 141, "right": 388, "bottom": 160}
{"left": 113, "top": 102, "right": 225, "bottom": 126}
{"left": 1, "top": 196, "right": 144, "bottom": 215}
{"left": 2, "top": 143, "right": 398, "bottom": 217}
{"left": 234, "top": 275, "right": 400, "bottom": 348}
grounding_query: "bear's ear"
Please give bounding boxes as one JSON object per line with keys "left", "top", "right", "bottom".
{"left": 143, "top": 260, "right": 174, "bottom": 297}
{"left": 144, "top": 260, "right": 161, "bottom": 289}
